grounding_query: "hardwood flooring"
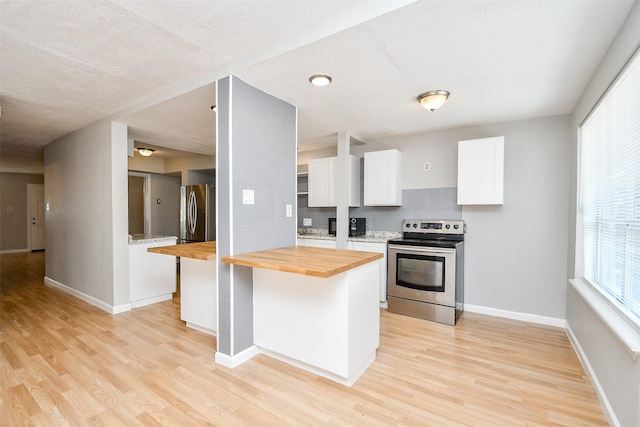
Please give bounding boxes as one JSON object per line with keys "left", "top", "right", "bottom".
{"left": 1, "top": 251, "right": 608, "bottom": 426}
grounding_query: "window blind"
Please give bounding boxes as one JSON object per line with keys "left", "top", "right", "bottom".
{"left": 580, "top": 49, "right": 640, "bottom": 325}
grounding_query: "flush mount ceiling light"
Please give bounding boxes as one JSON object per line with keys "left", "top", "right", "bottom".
{"left": 308, "top": 74, "right": 332, "bottom": 87}
{"left": 417, "top": 90, "right": 450, "bottom": 111}
{"left": 137, "top": 148, "right": 155, "bottom": 157}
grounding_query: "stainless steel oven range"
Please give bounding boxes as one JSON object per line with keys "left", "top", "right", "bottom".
{"left": 387, "top": 219, "right": 465, "bottom": 325}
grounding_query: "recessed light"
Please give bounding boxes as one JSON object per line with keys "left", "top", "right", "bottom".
{"left": 309, "top": 74, "right": 332, "bottom": 87}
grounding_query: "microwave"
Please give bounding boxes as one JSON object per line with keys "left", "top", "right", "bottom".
{"left": 328, "top": 217, "right": 366, "bottom": 237}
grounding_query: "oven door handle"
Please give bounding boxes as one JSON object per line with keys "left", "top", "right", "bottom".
{"left": 388, "top": 244, "right": 456, "bottom": 255}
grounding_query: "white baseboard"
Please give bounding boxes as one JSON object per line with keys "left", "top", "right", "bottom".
{"left": 215, "top": 345, "right": 260, "bottom": 368}
{"left": 464, "top": 304, "right": 566, "bottom": 328}
{"left": 566, "top": 324, "right": 620, "bottom": 427}
{"left": 44, "top": 276, "right": 132, "bottom": 314}
{"left": 130, "top": 293, "right": 172, "bottom": 309}
{"left": 185, "top": 322, "right": 217, "bottom": 337}
{"left": 0, "top": 248, "right": 30, "bottom": 254}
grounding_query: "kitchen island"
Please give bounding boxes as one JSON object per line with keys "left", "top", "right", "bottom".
{"left": 148, "top": 241, "right": 217, "bottom": 336}
{"left": 222, "top": 246, "right": 382, "bottom": 386}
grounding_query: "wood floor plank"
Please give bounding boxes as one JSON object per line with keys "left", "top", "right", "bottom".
{"left": 0, "top": 251, "right": 608, "bottom": 426}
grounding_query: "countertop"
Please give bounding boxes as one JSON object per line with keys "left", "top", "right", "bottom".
{"left": 221, "top": 246, "right": 382, "bottom": 278}
{"left": 147, "top": 241, "right": 216, "bottom": 260}
{"left": 297, "top": 230, "right": 401, "bottom": 243}
{"left": 129, "top": 235, "right": 177, "bottom": 245}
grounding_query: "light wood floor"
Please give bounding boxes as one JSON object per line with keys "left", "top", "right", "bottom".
{"left": 1, "top": 251, "right": 608, "bottom": 426}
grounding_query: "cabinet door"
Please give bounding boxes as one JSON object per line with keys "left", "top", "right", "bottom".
{"left": 364, "top": 149, "right": 402, "bottom": 206}
{"left": 308, "top": 158, "right": 333, "bottom": 207}
{"left": 308, "top": 156, "right": 360, "bottom": 207}
{"left": 457, "top": 136, "right": 504, "bottom": 205}
{"left": 349, "top": 241, "right": 387, "bottom": 302}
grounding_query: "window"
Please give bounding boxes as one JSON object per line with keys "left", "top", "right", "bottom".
{"left": 579, "top": 48, "right": 640, "bottom": 326}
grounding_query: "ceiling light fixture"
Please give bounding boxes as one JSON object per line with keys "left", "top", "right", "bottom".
{"left": 137, "top": 148, "right": 155, "bottom": 157}
{"left": 417, "top": 90, "right": 450, "bottom": 111}
{"left": 309, "top": 74, "right": 332, "bottom": 87}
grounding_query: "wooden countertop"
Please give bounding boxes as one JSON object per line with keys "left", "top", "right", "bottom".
{"left": 221, "top": 246, "right": 382, "bottom": 278}
{"left": 147, "top": 241, "right": 216, "bottom": 260}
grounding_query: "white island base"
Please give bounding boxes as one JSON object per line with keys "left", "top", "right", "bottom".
{"left": 252, "top": 261, "right": 379, "bottom": 386}
{"left": 180, "top": 257, "right": 217, "bottom": 336}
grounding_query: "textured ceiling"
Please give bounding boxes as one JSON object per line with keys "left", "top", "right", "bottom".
{"left": 0, "top": 0, "right": 635, "bottom": 173}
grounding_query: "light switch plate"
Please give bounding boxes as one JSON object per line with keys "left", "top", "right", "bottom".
{"left": 303, "top": 218, "right": 312, "bottom": 226}
{"left": 286, "top": 204, "right": 293, "bottom": 217}
{"left": 243, "top": 189, "right": 254, "bottom": 205}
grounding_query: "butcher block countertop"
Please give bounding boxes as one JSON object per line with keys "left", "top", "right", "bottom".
{"left": 147, "top": 241, "right": 216, "bottom": 261}
{"left": 221, "top": 246, "right": 382, "bottom": 278}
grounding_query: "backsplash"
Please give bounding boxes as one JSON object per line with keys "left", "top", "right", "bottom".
{"left": 297, "top": 187, "right": 462, "bottom": 233}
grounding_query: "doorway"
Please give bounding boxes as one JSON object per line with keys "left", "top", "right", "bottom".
{"left": 27, "top": 184, "right": 45, "bottom": 251}
{"left": 128, "top": 172, "right": 151, "bottom": 235}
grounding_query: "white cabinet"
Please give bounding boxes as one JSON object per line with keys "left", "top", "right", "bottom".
{"left": 457, "top": 136, "right": 504, "bottom": 205}
{"left": 364, "top": 149, "right": 402, "bottom": 206}
{"left": 308, "top": 156, "right": 360, "bottom": 207}
{"left": 128, "top": 237, "right": 177, "bottom": 308}
{"left": 348, "top": 241, "right": 387, "bottom": 303}
{"left": 300, "top": 238, "right": 337, "bottom": 249}
{"left": 180, "top": 257, "right": 217, "bottom": 336}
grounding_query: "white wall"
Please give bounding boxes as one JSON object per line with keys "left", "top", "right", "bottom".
{"left": 567, "top": 2, "right": 640, "bottom": 426}
{"left": 44, "top": 119, "right": 129, "bottom": 310}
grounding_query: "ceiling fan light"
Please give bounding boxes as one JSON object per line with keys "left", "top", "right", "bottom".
{"left": 417, "top": 90, "right": 450, "bottom": 111}
{"left": 137, "top": 148, "right": 154, "bottom": 157}
{"left": 309, "top": 74, "right": 332, "bottom": 87}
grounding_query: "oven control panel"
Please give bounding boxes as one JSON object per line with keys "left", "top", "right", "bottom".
{"left": 402, "top": 219, "right": 465, "bottom": 234}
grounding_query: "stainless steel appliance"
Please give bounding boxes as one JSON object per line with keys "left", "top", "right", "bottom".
{"left": 328, "top": 217, "right": 366, "bottom": 237}
{"left": 387, "top": 219, "right": 465, "bottom": 325}
{"left": 180, "top": 184, "right": 215, "bottom": 242}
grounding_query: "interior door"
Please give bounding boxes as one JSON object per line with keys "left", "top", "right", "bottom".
{"left": 28, "top": 184, "right": 45, "bottom": 250}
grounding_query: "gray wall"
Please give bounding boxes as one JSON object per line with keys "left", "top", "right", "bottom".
{"left": 302, "top": 115, "right": 571, "bottom": 321}
{"left": 217, "top": 75, "right": 297, "bottom": 356}
{"left": 44, "top": 119, "right": 129, "bottom": 309}
{"left": 0, "top": 173, "right": 44, "bottom": 251}
{"left": 567, "top": 2, "right": 640, "bottom": 426}
{"left": 149, "top": 173, "right": 181, "bottom": 237}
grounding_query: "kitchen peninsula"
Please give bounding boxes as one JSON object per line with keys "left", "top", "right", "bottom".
{"left": 222, "top": 246, "right": 382, "bottom": 386}
{"left": 147, "top": 241, "right": 217, "bottom": 336}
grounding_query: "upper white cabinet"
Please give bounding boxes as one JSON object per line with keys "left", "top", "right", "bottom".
{"left": 364, "top": 149, "right": 402, "bottom": 206}
{"left": 457, "top": 136, "right": 504, "bottom": 205}
{"left": 308, "top": 156, "right": 360, "bottom": 207}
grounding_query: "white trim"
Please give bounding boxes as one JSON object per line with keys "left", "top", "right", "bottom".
{"left": 185, "top": 322, "right": 217, "bottom": 337}
{"left": 566, "top": 323, "right": 621, "bottom": 427}
{"left": 258, "top": 347, "right": 375, "bottom": 387}
{"left": 44, "top": 276, "right": 132, "bottom": 314}
{"left": 0, "top": 248, "right": 30, "bottom": 254}
{"left": 464, "top": 304, "right": 566, "bottom": 328}
{"left": 569, "top": 278, "right": 640, "bottom": 360}
{"left": 130, "top": 293, "right": 172, "bottom": 309}
{"left": 215, "top": 345, "right": 260, "bottom": 368}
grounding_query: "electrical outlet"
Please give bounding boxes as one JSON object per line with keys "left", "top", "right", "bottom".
{"left": 303, "top": 218, "right": 312, "bottom": 226}
{"left": 424, "top": 162, "right": 431, "bottom": 172}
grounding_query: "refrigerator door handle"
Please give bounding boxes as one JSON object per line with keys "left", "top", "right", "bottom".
{"left": 187, "top": 190, "right": 197, "bottom": 235}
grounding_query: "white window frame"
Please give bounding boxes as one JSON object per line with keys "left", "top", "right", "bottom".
{"left": 573, "top": 47, "right": 640, "bottom": 359}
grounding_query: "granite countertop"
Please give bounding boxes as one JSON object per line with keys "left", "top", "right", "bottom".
{"left": 221, "top": 246, "right": 382, "bottom": 278}
{"left": 129, "top": 234, "right": 178, "bottom": 245}
{"left": 297, "top": 229, "right": 401, "bottom": 243}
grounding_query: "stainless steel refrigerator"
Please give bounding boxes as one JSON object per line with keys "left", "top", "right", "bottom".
{"left": 180, "top": 184, "right": 215, "bottom": 242}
